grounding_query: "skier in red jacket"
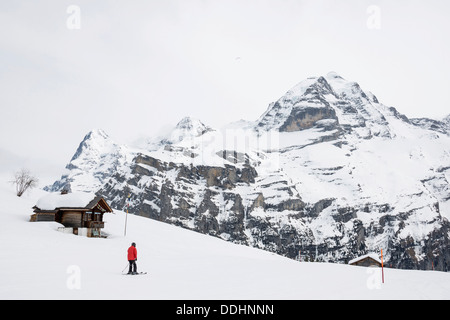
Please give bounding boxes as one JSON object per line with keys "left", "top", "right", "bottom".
{"left": 127, "top": 242, "right": 138, "bottom": 274}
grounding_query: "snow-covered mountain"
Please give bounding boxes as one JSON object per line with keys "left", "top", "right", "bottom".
{"left": 45, "top": 129, "right": 133, "bottom": 193}
{"left": 47, "top": 72, "right": 450, "bottom": 271}
{"left": 162, "top": 117, "right": 214, "bottom": 145}
{"left": 410, "top": 114, "right": 450, "bottom": 135}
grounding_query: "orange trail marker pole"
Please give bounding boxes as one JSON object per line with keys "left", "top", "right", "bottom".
{"left": 381, "top": 249, "right": 384, "bottom": 284}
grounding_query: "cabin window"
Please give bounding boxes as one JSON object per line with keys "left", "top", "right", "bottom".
{"left": 93, "top": 212, "right": 102, "bottom": 221}
{"left": 84, "top": 212, "right": 93, "bottom": 221}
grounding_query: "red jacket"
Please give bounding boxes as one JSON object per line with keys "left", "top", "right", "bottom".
{"left": 128, "top": 246, "right": 137, "bottom": 261}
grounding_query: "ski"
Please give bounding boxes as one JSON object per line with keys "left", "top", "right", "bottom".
{"left": 123, "top": 272, "right": 147, "bottom": 275}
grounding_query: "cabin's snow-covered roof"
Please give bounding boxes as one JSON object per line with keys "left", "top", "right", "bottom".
{"left": 35, "top": 192, "right": 97, "bottom": 210}
{"left": 348, "top": 253, "right": 381, "bottom": 265}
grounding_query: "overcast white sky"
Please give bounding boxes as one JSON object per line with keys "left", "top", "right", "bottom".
{"left": 1, "top": 0, "right": 449, "bottom": 184}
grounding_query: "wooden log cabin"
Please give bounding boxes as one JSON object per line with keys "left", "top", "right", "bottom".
{"left": 31, "top": 191, "right": 113, "bottom": 238}
{"left": 348, "top": 253, "right": 382, "bottom": 267}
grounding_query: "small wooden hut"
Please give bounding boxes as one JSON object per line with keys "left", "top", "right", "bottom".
{"left": 31, "top": 192, "right": 113, "bottom": 238}
{"left": 349, "top": 253, "right": 382, "bottom": 267}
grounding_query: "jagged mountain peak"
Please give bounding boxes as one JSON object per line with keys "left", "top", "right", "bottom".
{"left": 325, "top": 71, "right": 344, "bottom": 80}
{"left": 290, "top": 72, "right": 377, "bottom": 105}
{"left": 45, "top": 128, "right": 129, "bottom": 193}
{"left": 77, "top": 128, "right": 112, "bottom": 151}
{"left": 85, "top": 128, "right": 109, "bottom": 140}
{"left": 323, "top": 72, "right": 376, "bottom": 101}
{"left": 284, "top": 74, "right": 332, "bottom": 99}
{"left": 256, "top": 72, "right": 382, "bottom": 133}
{"left": 163, "top": 116, "right": 213, "bottom": 144}
{"left": 285, "top": 72, "right": 359, "bottom": 100}
{"left": 175, "top": 116, "right": 208, "bottom": 131}
{"left": 70, "top": 129, "right": 115, "bottom": 162}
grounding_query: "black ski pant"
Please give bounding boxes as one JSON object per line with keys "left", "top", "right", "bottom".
{"left": 128, "top": 260, "right": 137, "bottom": 273}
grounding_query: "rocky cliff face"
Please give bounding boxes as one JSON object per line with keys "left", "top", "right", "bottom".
{"left": 47, "top": 73, "right": 450, "bottom": 271}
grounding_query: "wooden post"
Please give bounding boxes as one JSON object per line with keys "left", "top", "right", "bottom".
{"left": 124, "top": 193, "right": 130, "bottom": 237}
{"left": 124, "top": 208, "right": 128, "bottom": 237}
{"left": 381, "top": 249, "right": 384, "bottom": 284}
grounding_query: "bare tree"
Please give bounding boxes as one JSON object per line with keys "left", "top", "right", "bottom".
{"left": 11, "top": 169, "right": 39, "bottom": 197}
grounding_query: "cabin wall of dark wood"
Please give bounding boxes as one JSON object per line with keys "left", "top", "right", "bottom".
{"left": 30, "top": 213, "right": 55, "bottom": 222}
{"left": 61, "top": 211, "right": 83, "bottom": 228}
